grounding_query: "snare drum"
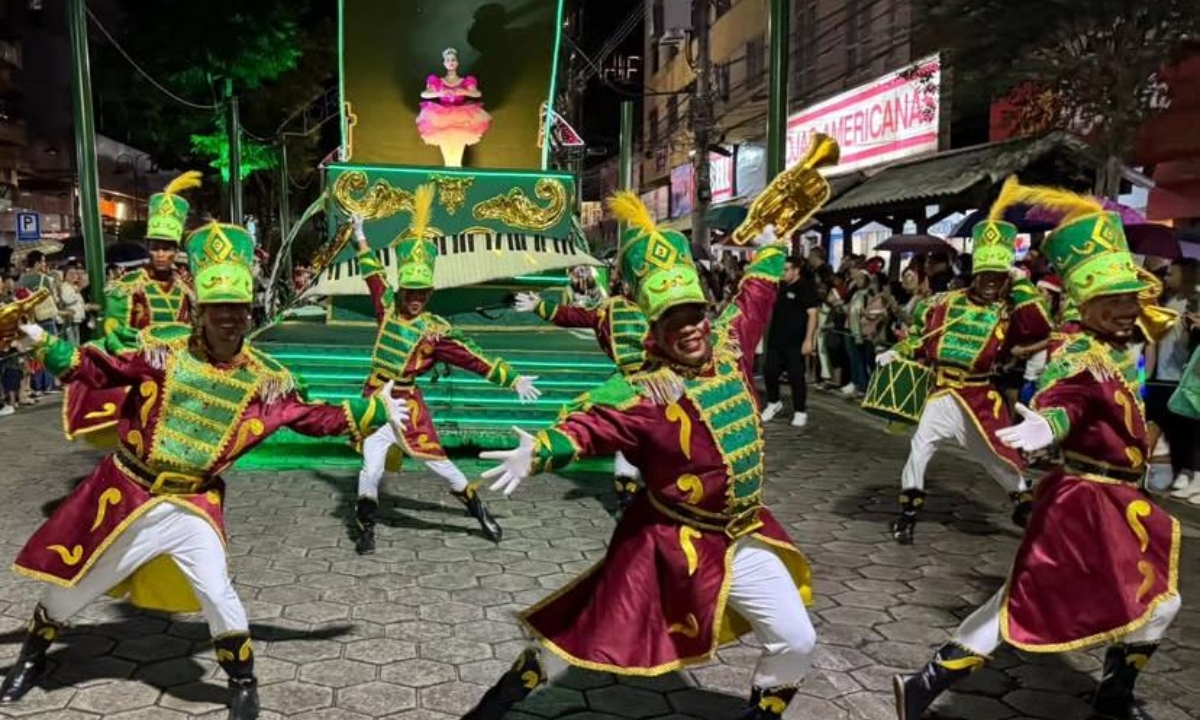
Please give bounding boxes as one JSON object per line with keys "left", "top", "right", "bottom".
{"left": 861, "top": 356, "right": 933, "bottom": 424}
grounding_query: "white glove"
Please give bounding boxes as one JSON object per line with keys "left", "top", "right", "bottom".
{"left": 350, "top": 213, "right": 366, "bottom": 241}
{"left": 513, "top": 292, "right": 541, "bottom": 313}
{"left": 16, "top": 323, "right": 46, "bottom": 352}
{"left": 875, "top": 349, "right": 899, "bottom": 367}
{"left": 378, "top": 380, "right": 411, "bottom": 432}
{"left": 481, "top": 427, "right": 537, "bottom": 496}
{"left": 996, "top": 403, "right": 1055, "bottom": 452}
{"left": 754, "top": 224, "right": 779, "bottom": 247}
{"left": 513, "top": 375, "right": 541, "bottom": 403}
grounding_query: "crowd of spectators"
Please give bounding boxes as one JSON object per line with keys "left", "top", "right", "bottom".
{"left": 1, "top": 251, "right": 102, "bottom": 417}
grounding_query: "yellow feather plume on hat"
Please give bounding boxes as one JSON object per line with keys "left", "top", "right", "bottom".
{"left": 607, "top": 191, "right": 658, "bottom": 239}
{"left": 1008, "top": 182, "right": 1103, "bottom": 225}
{"left": 163, "top": 170, "right": 203, "bottom": 197}
{"left": 987, "top": 176, "right": 1023, "bottom": 222}
{"left": 409, "top": 183, "right": 436, "bottom": 240}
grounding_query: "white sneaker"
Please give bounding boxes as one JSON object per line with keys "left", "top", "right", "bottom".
{"left": 1170, "top": 472, "right": 1193, "bottom": 491}
{"left": 839, "top": 383, "right": 857, "bottom": 395}
{"left": 761, "top": 401, "right": 784, "bottom": 423}
{"left": 0, "top": 405, "right": 13, "bottom": 417}
{"left": 1170, "top": 478, "right": 1200, "bottom": 499}
{"left": 791, "top": 412, "right": 808, "bottom": 428}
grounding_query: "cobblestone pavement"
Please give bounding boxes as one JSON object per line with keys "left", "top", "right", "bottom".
{"left": 0, "top": 392, "right": 1194, "bottom": 720}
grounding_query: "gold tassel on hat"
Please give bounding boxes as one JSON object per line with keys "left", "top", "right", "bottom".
{"left": 410, "top": 183, "right": 436, "bottom": 239}
{"left": 1009, "top": 184, "right": 1103, "bottom": 224}
{"left": 988, "top": 176, "right": 1023, "bottom": 222}
{"left": 163, "top": 170, "right": 203, "bottom": 196}
{"left": 607, "top": 191, "right": 659, "bottom": 240}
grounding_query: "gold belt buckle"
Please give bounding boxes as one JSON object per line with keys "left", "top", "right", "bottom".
{"left": 725, "top": 509, "right": 763, "bottom": 540}
{"left": 150, "top": 472, "right": 204, "bottom": 495}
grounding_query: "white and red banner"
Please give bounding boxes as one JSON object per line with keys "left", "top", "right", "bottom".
{"left": 786, "top": 55, "right": 941, "bottom": 174}
{"left": 711, "top": 153, "right": 734, "bottom": 204}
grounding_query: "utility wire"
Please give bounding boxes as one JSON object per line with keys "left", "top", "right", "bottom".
{"left": 85, "top": 6, "right": 219, "bottom": 110}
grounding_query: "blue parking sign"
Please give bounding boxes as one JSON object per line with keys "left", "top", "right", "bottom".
{"left": 16, "top": 212, "right": 40, "bottom": 243}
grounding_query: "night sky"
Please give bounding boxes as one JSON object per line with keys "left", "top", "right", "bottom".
{"left": 574, "top": 0, "right": 643, "bottom": 170}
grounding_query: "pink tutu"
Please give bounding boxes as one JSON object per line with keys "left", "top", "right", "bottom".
{"left": 416, "top": 74, "right": 492, "bottom": 147}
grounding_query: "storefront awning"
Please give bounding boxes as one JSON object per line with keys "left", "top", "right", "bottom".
{"left": 819, "top": 131, "right": 1102, "bottom": 217}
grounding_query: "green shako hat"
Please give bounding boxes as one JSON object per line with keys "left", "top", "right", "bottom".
{"left": 1010, "top": 183, "right": 1148, "bottom": 304}
{"left": 393, "top": 184, "right": 438, "bottom": 290}
{"left": 608, "top": 191, "right": 706, "bottom": 322}
{"left": 971, "top": 176, "right": 1020, "bottom": 274}
{"left": 147, "top": 170, "right": 202, "bottom": 243}
{"left": 185, "top": 221, "right": 256, "bottom": 304}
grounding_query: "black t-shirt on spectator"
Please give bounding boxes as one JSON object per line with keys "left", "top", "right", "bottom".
{"left": 767, "top": 279, "right": 821, "bottom": 348}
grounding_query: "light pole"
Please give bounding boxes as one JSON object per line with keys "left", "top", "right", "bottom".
{"left": 67, "top": 0, "right": 105, "bottom": 328}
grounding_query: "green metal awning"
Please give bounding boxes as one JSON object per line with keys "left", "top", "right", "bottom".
{"left": 705, "top": 203, "right": 748, "bottom": 231}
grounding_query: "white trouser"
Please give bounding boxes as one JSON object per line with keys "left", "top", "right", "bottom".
{"left": 41, "top": 503, "right": 247, "bottom": 637}
{"left": 901, "top": 394, "right": 1026, "bottom": 494}
{"left": 613, "top": 452, "right": 640, "bottom": 480}
{"left": 358, "top": 423, "right": 469, "bottom": 497}
{"left": 536, "top": 538, "right": 816, "bottom": 690}
{"left": 954, "top": 587, "right": 1183, "bottom": 656}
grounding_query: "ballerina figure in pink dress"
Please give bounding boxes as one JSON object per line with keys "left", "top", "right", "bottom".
{"left": 416, "top": 47, "right": 493, "bottom": 167}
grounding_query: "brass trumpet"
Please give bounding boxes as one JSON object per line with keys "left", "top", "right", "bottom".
{"left": 729, "top": 133, "right": 841, "bottom": 246}
{"left": 0, "top": 288, "right": 50, "bottom": 348}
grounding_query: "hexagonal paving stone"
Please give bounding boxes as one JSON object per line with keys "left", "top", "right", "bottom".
{"left": 386, "top": 620, "right": 454, "bottom": 644}
{"left": 283, "top": 601, "right": 351, "bottom": 624}
{"left": 265, "top": 638, "right": 344, "bottom": 664}
{"left": 346, "top": 638, "right": 419, "bottom": 665}
{"left": 289, "top": 708, "right": 373, "bottom": 720}
{"left": 418, "top": 602, "right": 483, "bottom": 624}
{"left": 1003, "top": 688, "right": 1093, "bottom": 720}
{"left": 69, "top": 679, "right": 161, "bottom": 714}
{"left": 138, "top": 656, "right": 215, "bottom": 688}
{"left": 666, "top": 688, "right": 748, "bottom": 720}
{"left": 420, "top": 680, "right": 488, "bottom": 714}
{"left": 259, "top": 679, "right": 335, "bottom": 714}
{"left": 419, "top": 637, "right": 493, "bottom": 665}
{"left": 381, "top": 658, "right": 460, "bottom": 688}
{"left": 299, "top": 658, "right": 379, "bottom": 688}
{"left": 0, "top": 684, "right": 77, "bottom": 718}
{"left": 112, "top": 633, "right": 194, "bottom": 663}
{"left": 338, "top": 681, "right": 418, "bottom": 716}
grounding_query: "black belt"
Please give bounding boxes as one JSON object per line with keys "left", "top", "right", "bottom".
{"left": 1063, "top": 456, "right": 1145, "bottom": 484}
{"left": 115, "top": 450, "right": 214, "bottom": 495}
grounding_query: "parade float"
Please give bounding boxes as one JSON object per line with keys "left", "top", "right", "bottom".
{"left": 244, "top": 0, "right": 609, "bottom": 469}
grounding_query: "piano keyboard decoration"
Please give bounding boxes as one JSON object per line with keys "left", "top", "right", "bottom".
{"left": 305, "top": 231, "right": 599, "bottom": 296}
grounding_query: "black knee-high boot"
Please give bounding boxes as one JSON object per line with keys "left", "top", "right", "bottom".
{"left": 0, "top": 605, "right": 63, "bottom": 704}
{"left": 214, "top": 633, "right": 260, "bottom": 720}
{"left": 354, "top": 496, "right": 378, "bottom": 555}
{"left": 452, "top": 483, "right": 503, "bottom": 543}
{"left": 893, "top": 642, "right": 986, "bottom": 720}
{"left": 461, "top": 647, "right": 546, "bottom": 720}
{"left": 891, "top": 489, "right": 926, "bottom": 544}
{"left": 1092, "top": 642, "right": 1159, "bottom": 720}
{"left": 737, "top": 685, "right": 798, "bottom": 719}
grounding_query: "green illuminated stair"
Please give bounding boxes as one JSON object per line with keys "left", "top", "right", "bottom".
{"left": 239, "top": 316, "right": 617, "bottom": 471}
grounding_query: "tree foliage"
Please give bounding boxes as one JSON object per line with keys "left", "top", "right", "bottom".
{"left": 91, "top": 0, "right": 333, "bottom": 193}
{"left": 922, "top": 0, "right": 1200, "bottom": 195}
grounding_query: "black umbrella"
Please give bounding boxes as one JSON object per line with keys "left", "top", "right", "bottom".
{"left": 874, "top": 235, "right": 958, "bottom": 254}
{"left": 106, "top": 242, "right": 150, "bottom": 266}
